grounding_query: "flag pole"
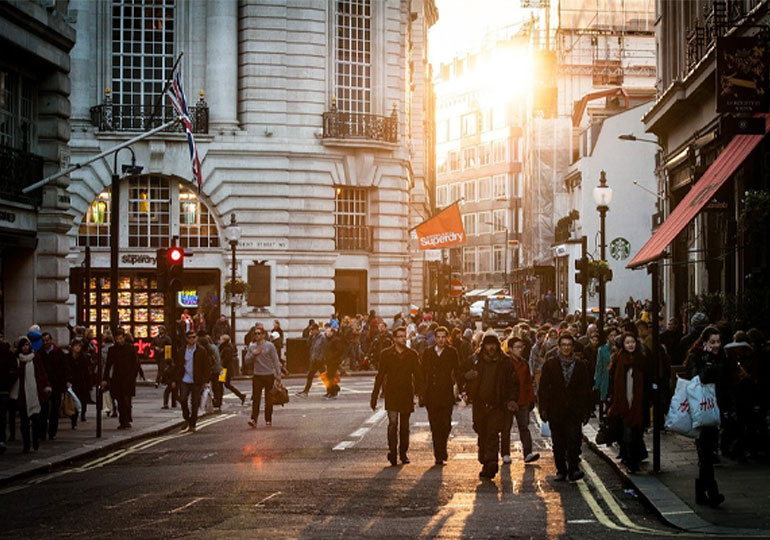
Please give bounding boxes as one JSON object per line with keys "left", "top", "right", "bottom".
{"left": 146, "top": 52, "right": 185, "bottom": 131}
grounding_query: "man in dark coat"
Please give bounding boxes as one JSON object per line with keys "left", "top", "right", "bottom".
{"left": 38, "top": 332, "right": 69, "bottom": 440}
{"left": 421, "top": 326, "right": 461, "bottom": 465}
{"left": 465, "top": 331, "right": 519, "bottom": 480}
{"left": 172, "top": 330, "right": 212, "bottom": 433}
{"left": 0, "top": 335, "right": 19, "bottom": 453}
{"left": 371, "top": 326, "right": 422, "bottom": 466}
{"left": 323, "top": 326, "right": 343, "bottom": 398}
{"left": 538, "top": 333, "right": 592, "bottom": 482}
{"left": 102, "top": 329, "right": 140, "bottom": 429}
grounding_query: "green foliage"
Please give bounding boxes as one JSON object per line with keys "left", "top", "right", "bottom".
{"left": 739, "top": 189, "right": 770, "bottom": 234}
{"left": 224, "top": 279, "right": 249, "bottom": 295}
{"left": 588, "top": 259, "right": 612, "bottom": 282}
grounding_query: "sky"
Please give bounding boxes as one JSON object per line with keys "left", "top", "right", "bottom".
{"left": 428, "top": 0, "right": 534, "bottom": 66}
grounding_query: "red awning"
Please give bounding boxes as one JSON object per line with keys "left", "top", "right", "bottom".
{"left": 628, "top": 114, "right": 770, "bottom": 269}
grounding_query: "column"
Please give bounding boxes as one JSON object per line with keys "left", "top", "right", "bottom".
{"left": 206, "top": 0, "right": 239, "bottom": 131}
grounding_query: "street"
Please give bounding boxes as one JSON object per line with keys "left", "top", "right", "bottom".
{"left": 0, "top": 377, "right": 679, "bottom": 539}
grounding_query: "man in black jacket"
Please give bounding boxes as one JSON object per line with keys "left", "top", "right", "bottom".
{"left": 172, "top": 330, "right": 212, "bottom": 433}
{"left": 39, "top": 332, "right": 69, "bottom": 440}
{"left": 538, "top": 333, "right": 592, "bottom": 482}
{"left": 102, "top": 329, "right": 140, "bottom": 429}
{"left": 0, "top": 335, "right": 18, "bottom": 453}
{"left": 465, "top": 332, "right": 518, "bottom": 480}
{"left": 421, "top": 326, "right": 461, "bottom": 465}
{"left": 371, "top": 326, "right": 422, "bottom": 466}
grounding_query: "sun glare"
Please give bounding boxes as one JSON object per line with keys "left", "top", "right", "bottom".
{"left": 475, "top": 46, "right": 534, "bottom": 103}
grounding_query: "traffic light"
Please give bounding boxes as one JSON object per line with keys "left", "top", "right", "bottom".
{"left": 167, "top": 246, "right": 184, "bottom": 291}
{"left": 156, "top": 248, "right": 168, "bottom": 290}
{"left": 574, "top": 257, "right": 588, "bottom": 286}
{"left": 439, "top": 263, "right": 452, "bottom": 298}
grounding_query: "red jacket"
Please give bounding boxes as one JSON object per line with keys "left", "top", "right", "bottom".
{"left": 510, "top": 353, "right": 535, "bottom": 406}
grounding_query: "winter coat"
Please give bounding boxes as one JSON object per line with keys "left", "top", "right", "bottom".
{"left": 607, "top": 349, "right": 646, "bottom": 428}
{"left": 219, "top": 341, "right": 238, "bottom": 373}
{"left": 0, "top": 342, "right": 18, "bottom": 394}
{"left": 537, "top": 353, "right": 592, "bottom": 426}
{"left": 40, "top": 344, "right": 68, "bottom": 393}
{"left": 15, "top": 353, "right": 50, "bottom": 412}
{"left": 104, "top": 342, "right": 140, "bottom": 398}
{"left": 175, "top": 344, "right": 214, "bottom": 384}
{"left": 467, "top": 347, "right": 518, "bottom": 431}
{"left": 421, "top": 345, "right": 461, "bottom": 408}
{"left": 509, "top": 353, "right": 535, "bottom": 407}
{"left": 372, "top": 345, "right": 423, "bottom": 413}
{"left": 593, "top": 342, "right": 612, "bottom": 401}
{"left": 67, "top": 350, "right": 93, "bottom": 402}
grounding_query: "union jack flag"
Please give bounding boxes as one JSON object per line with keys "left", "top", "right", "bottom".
{"left": 167, "top": 67, "right": 202, "bottom": 192}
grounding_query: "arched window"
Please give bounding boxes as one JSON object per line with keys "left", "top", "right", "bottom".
{"left": 76, "top": 176, "right": 219, "bottom": 248}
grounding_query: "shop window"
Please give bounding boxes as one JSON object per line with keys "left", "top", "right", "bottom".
{"left": 179, "top": 185, "right": 219, "bottom": 248}
{"left": 78, "top": 191, "right": 111, "bottom": 247}
{"left": 129, "top": 176, "right": 171, "bottom": 247}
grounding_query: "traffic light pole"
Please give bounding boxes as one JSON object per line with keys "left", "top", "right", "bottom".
{"left": 580, "top": 236, "right": 587, "bottom": 332}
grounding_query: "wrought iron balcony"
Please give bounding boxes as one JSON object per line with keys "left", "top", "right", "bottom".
{"left": 684, "top": 1, "right": 757, "bottom": 72}
{"left": 0, "top": 145, "right": 43, "bottom": 205}
{"left": 686, "top": 25, "right": 705, "bottom": 71}
{"left": 335, "top": 225, "right": 373, "bottom": 252}
{"left": 322, "top": 101, "right": 398, "bottom": 143}
{"left": 90, "top": 92, "right": 208, "bottom": 134}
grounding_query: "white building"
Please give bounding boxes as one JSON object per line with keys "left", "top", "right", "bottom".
{"left": 62, "top": 0, "right": 436, "bottom": 353}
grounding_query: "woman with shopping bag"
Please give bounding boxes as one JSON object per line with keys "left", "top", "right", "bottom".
{"left": 684, "top": 326, "right": 726, "bottom": 507}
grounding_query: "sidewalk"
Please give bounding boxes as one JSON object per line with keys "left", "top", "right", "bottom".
{"left": 0, "top": 385, "right": 191, "bottom": 485}
{"left": 583, "top": 417, "right": 770, "bottom": 535}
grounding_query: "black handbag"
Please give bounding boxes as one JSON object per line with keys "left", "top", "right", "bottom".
{"left": 595, "top": 415, "right": 622, "bottom": 446}
{"left": 268, "top": 383, "right": 289, "bottom": 406}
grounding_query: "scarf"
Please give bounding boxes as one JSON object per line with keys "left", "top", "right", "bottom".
{"left": 15, "top": 353, "right": 41, "bottom": 417}
{"left": 558, "top": 351, "right": 576, "bottom": 386}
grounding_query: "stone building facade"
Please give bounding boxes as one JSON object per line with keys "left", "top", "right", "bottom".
{"left": 64, "top": 0, "right": 436, "bottom": 349}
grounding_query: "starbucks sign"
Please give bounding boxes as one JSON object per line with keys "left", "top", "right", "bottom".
{"left": 610, "top": 237, "right": 631, "bottom": 261}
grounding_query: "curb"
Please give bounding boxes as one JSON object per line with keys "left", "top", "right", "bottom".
{"left": 582, "top": 423, "right": 770, "bottom": 536}
{"left": 0, "top": 414, "right": 210, "bottom": 487}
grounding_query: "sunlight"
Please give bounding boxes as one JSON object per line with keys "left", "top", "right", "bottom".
{"left": 476, "top": 46, "right": 534, "bottom": 103}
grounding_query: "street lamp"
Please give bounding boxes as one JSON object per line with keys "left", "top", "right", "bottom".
{"left": 224, "top": 213, "right": 242, "bottom": 346}
{"left": 618, "top": 133, "right": 663, "bottom": 148}
{"left": 592, "top": 170, "right": 612, "bottom": 342}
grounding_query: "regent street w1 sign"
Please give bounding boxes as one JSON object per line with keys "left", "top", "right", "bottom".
{"left": 716, "top": 35, "right": 769, "bottom": 114}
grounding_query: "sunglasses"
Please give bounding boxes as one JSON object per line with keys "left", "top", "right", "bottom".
{"left": 186, "top": 335, "right": 196, "bottom": 339}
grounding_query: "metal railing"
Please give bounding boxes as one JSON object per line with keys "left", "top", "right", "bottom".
{"left": 0, "top": 145, "right": 43, "bottom": 205}
{"left": 685, "top": 1, "right": 759, "bottom": 71}
{"left": 322, "top": 102, "right": 398, "bottom": 143}
{"left": 335, "top": 225, "right": 373, "bottom": 251}
{"left": 90, "top": 100, "right": 209, "bottom": 134}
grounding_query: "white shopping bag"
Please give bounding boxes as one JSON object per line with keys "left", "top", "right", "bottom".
{"left": 686, "top": 375, "right": 720, "bottom": 429}
{"left": 67, "top": 387, "right": 82, "bottom": 414}
{"left": 664, "top": 377, "right": 700, "bottom": 438}
{"left": 540, "top": 421, "right": 551, "bottom": 438}
{"left": 200, "top": 385, "right": 214, "bottom": 414}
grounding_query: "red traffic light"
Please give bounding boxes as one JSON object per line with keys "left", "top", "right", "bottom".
{"left": 168, "top": 247, "right": 183, "bottom": 263}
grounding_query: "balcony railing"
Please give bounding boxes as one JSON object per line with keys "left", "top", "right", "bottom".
{"left": 322, "top": 102, "right": 398, "bottom": 143}
{"left": 335, "top": 225, "right": 373, "bottom": 252}
{"left": 0, "top": 145, "right": 43, "bottom": 205}
{"left": 90, "top": 94, "right": 209, "bottom": 134}
{"left": 685, "top": 1, "right": 757, "bottom": 71}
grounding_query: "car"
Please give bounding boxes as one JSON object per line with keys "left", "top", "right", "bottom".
{"left": 469, "top": 299, "right": 485, "bottom": 320}
{"left": 482, "top": 295, "right": 519, "bottom": 328}
{"left": 581, "top": 307, "right": 616, "bottom": 320}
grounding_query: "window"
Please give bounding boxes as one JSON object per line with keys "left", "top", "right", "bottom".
{"left": 513, "top": 173, "right": 521, "bottom": 197}
{"left": 493, "top": 140, "right": 506, "bottom": 162}
{"left": 436, "top": 185, "right": 448, "bottom": 207}
{"left": 512, "top": 138, "right": 520, "bottom": 161}
{"left": 461, "top": 113, "right": 477, "bottom": 136}
{"left": 179, "top": 186, "right": 219, "bottom": 248}
{"left": 516, "top": 206, "right": 523, "bottom": 234}
{"left": 483, "top": 109, "right": 493, "bottom": 131}
{"left": 463, "top": 246, "right": 476, "bottom": 274}
{"left": 478, "top": 177, "right": 491, "bottom": 200}
{"left": 492, "top": 209, "right": 507, "bottom": 231}
{"left": 111, "top": 0, "right": 176, "bottom": 129}
{"left": 449, "top": 183, "right": 461, "bottom": 203}
{"left": 463, "top": 179, "right": 476, "bottom": 202}
{"left": 335, "top": 186, "right": 370, "bottom": 250}
{"left": 78, "top": 191, "right": 111, "bottom": 247}
{"left": 493, "top": 174, "right": 508, "bottom": 199}
{"left": 335, "top": 0, "right": 371, "bottom": 119}
{"left": 448, "top": 117, "right": 460, "bottom": 140}
{"left": 478, "top": 211, "right": 491, "bottom": 234}
{"left": 462, "top": 146, "right": 476, "bottom": 169}
{"left": 493, "top": 245, "right": 505, "bottom": 272}
{"left": 0, "top": 69, "right": 36, "bottom": 151}
{"left": 478, "top": 143, "right": 490, "bottom": 166}
{"left": 128, "top": 176, "right": 170, "bottom": 248}
{"left": 448, "top": 151, "right": 459, "bottom": 171}
{"left": 462, "top": 213, "right": 476, "bottom": 236}
{"left": 478, "top": 246, "right": 491, "bottom": 273}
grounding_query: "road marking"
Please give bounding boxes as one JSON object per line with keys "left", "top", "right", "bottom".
{"left": 254, "top": 491, "right": 282, "bottom": 507}
{"left": 168, "top": 496, "right": 209, "bottom": 514}
{"left": 349, "top": 427, "right": 370, "bottom": 438}
{"left": 104, "top": 493, "right": 151, "bottom": 509}
{"left": 332, "top": 440, "right": 355, "bottom": 451}
{"left": 364, "top": 409, "right": 386, "bottom": 425}
{"left": 332, "top": 410, "right": 386, "bottom": 450}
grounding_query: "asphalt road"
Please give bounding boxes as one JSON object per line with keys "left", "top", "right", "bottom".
{"left": 0, "top": 377, "right": 681, "bottom": 539}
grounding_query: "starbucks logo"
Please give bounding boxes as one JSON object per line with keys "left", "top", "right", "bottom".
{"left": 610, "top": 237, "right": 631, "bottom": 261}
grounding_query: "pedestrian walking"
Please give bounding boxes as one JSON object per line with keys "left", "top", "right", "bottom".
{"left": 198, "top": 333, "right": 223, "bottom": 411}
{"left": 420, "top": 326, "right": 461, "bottom": 465}
{"left": 464, "top": 331, "right": 518, "bottom": 480}
{"left": 218, "top": 334, "right": 246, "bottom": 405}
{"left": 101, "top": 329, "right": 140, "bottom": 430}
{"left": 296, "top": 323, "right": 326, "bottom": 397}
{"left": 0, "top": 335, "right": 19, "bottom": 454}
{"left": 244, "top": 323, "right": 282, "bottom": 428}
{"left": 685, "top": 326, "right": 726, "bottom": 507}
{"left": 67, "top": 338, "right": 92, "bottom": 427}
{"left": 370, "top": 326, "right": 423, "bottom": 466}
{"left": 151, "top": 326, "right": 173, "bottom": 389}
{"left": 323, "top": 326, "right": 343, "bottom": 398}
{"left": 38, "top": 332, "right": 68, "bottom": 441}
{"left": 11, "top": 337, "right": 50, "bottom": 452}
{"left": 172, "top": 330, "right": 211, "bottom": 433}
{"left": 503, "top": 337, "right": 539, "bottom": 464}
{"left": 538, "top": 333, "right": 592, "bottom": 482}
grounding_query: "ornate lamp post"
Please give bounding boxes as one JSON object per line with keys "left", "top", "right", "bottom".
{"left": 224, "top": 214, "right": 242, "bottom": 345}
{"left": 593, "top": 171, "right": 612, "bottom": 341}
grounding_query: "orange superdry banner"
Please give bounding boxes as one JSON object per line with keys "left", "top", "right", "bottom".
{"left": 413, "top": 202, "right": 466, "bottom": 250}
